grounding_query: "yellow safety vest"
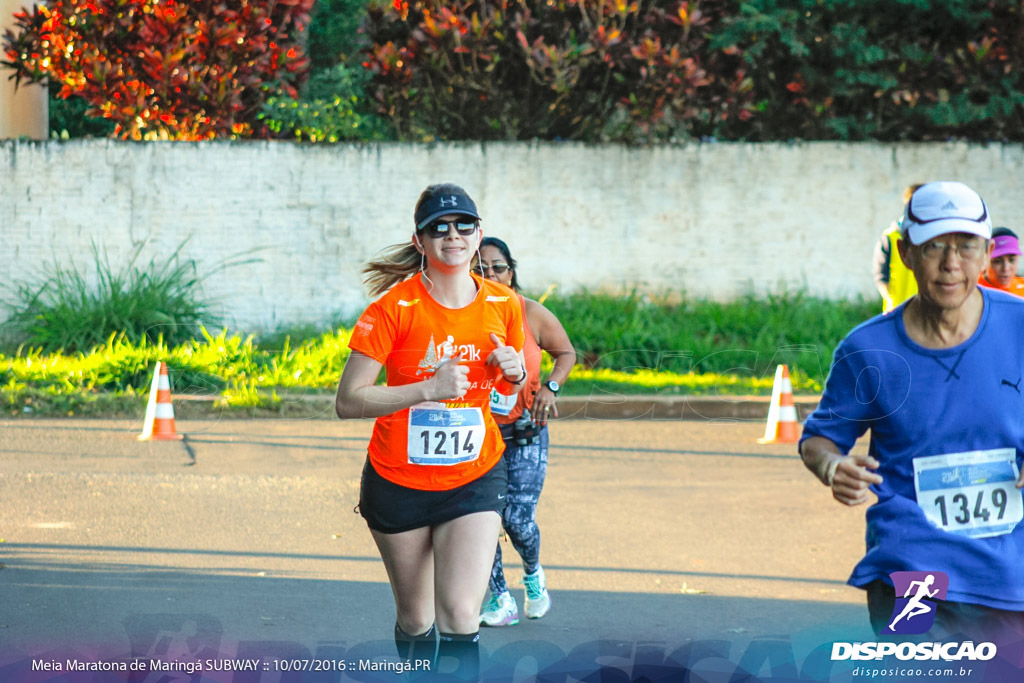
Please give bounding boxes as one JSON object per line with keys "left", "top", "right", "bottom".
{"left": 884, "top": 230, "right": 917, "bottom": 313}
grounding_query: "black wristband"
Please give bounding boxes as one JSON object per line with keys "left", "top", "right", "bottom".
{"left": 508, "top": 365, "right": 526, "bottom": 385}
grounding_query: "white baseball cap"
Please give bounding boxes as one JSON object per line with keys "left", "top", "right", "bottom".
{"left": 901, "top": 181, "right": 992, "bottom": 245}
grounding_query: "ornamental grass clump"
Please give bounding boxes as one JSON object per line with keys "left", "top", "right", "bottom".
{"left": 2, "top": 241, "right": 241, "bottom": 354}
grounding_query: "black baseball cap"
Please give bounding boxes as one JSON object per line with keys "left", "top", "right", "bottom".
{"left": 414, "top": 189, "right": 481, "bottom": 230}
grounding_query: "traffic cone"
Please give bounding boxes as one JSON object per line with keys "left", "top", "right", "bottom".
{"left": 138, "top": 361, "right": 183, "bottom": 441}
{"left": 757, "top": 364, "right": 800, "bottom": 444}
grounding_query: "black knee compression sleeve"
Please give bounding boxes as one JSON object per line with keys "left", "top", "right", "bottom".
{"left": 437, "top": 631, "right": 480, "bottom": 681}
{"left": 394, "top": 622, "right": 437, "bottom": 666}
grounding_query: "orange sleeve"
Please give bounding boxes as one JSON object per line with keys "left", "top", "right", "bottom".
{"left": 348, "top": 299, "right": 398, "bottom": 364}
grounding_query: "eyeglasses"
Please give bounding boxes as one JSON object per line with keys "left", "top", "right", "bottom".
{"left": 918, "top": 238, "right": 987, "bottom": 261}
{"left": 477, "top": 263, "right": 510, "bottom": 275}
{"left": 419, "top": 220, "right": 479, "bottom": 239}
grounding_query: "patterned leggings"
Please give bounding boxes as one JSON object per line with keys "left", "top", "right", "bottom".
{"left": 489, "top": 426, "right": 549, "bottom": 595}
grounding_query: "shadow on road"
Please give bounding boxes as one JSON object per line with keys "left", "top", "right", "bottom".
{"left": 1, "top": 551, "right": 872, "bottom": 674}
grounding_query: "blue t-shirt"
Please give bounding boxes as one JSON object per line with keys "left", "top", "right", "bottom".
{"left": 802, "top": 287, "right": 1024, "bottom": 609}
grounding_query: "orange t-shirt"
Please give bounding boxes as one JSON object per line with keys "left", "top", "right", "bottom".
{"left": 349, "top": 273, "right": 525, "bottom": 490}
{"left": 978, "top": 275, "right": 1024, "bottom": 298}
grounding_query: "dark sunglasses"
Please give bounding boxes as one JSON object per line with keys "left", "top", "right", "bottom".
{"left": 477, "top": 263, "right": 510, "bottom": 275}
{"left": 419, "top": 219, "right": 479, "bottom": 239}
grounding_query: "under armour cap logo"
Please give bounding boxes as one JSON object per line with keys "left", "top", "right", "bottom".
{"left": 440, "top": 196, "right": 458, "bottom": 207}
{"left": 941, "top": 200, "right": 958, "bottom": 210}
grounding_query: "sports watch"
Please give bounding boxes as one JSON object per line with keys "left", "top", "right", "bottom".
{"left": 545, "top": 380, "right": 560, "bottom": 395}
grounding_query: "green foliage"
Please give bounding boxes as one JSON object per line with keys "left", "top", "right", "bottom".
{"left": 260, "top": 64, "right": 390, "bottom": 141}
{"left": 539, "top": 289, "right": 877, "bottom": 386}
{"left": 1, "top": 327, "right": 354, "bottom": 416}
{"left": 1, "top": 242, "right": 256, "bottom": 353}
{"left": 260, "top": 1, "right": 393, "bottom": 143}
{"left": 307, "top": 0, "right": 374, "bottom": 69}
{"left": 361, "top": 0, "right": 753, "bottom": 142}
{"left": 47, "top": 85, "right": 116, "bottom": 139}
{"left": 1, "top": 289, "right": 876, "bottom": 416}
{"left": 218, "top": 377, "right": 282, "bottom": 409}
{"left": 712, "top": 0, "right": 1024, "bottom": 141}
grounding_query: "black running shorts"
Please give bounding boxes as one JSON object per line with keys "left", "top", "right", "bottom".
{"left": 358, "top": 457, "right": 508, "bottom": 534}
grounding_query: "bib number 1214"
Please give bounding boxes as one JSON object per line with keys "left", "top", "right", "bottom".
{"left": 407, "top": 406, "right": 485, "bottom": 466}
{"left": 419, "top": 429, "right": 475, "bottom": 459}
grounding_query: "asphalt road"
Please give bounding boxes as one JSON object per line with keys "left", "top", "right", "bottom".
{"left": 0, "top": 415, "right": 882, "bottom": 681}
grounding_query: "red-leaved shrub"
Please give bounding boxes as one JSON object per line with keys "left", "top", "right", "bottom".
{"left": 361, "top": 0, "right": 754, "bottom": 142}
{"left": 2, "top": 0, "right": 314, "bottom": 139}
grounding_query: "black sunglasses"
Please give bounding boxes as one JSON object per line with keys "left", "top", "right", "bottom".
{"left": 419, "top": 219, "right": 479, "bottom": 239}
{"left": 477, "top": 263, "right": 510, "bottom": 275}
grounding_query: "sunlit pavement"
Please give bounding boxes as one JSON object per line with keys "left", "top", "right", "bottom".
{"left": 0, "top": 415, "right": 876, "bottom": 676}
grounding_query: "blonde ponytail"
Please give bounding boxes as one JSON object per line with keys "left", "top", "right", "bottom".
{"left": 362, "top": 242, "right": 421, "bottom": 297}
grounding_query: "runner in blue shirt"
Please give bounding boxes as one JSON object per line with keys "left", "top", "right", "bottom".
{"left": 800, "top": 181, "right": 1024, "bottom": 638}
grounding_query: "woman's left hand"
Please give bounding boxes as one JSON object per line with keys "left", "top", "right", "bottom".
{"left": 532, "top": 386, "right": 558, "bottom": 426}
{"left": 487, "top": 333, "right": 524, "bottom": 382}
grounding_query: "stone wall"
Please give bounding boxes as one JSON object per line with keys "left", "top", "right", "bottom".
{"left": 3, "top": 139, "right": 1022, "bottom": 332}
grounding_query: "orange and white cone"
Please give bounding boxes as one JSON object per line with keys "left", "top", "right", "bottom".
{"left": 138, "top": 361, "right": 182, "bottom": 441}
{"left": 757, "top": 364, "right": 800, "bottom": 444}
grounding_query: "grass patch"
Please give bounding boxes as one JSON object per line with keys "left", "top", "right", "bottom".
{"left": 542, "top": 289, "right": 876, "bottom": 387}
{"left": 0, "top": 288, "right": 869, "bottom": 417}
{"left": 0, "top": 328, "right": 353, "bottom": 418}
{"left": 1, "top": 240, "right": 259, "bottom": 353}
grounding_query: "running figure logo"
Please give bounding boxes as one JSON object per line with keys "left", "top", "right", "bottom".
{"left": 883, "top": 571, "right": 949, "bottom": 634}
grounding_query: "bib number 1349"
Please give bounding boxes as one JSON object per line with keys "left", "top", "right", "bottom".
{"left": 933, "top": 489, "right": 1009, "bottom": 527}
{"left": 407, "top": 406, "right": 485, "bottom": 466}
{"left": 914, "top": 448, "right": 1023, "bottom": 539}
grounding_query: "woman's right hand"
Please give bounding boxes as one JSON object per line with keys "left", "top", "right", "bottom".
{"left": 429, "top": 357, "right": 471, "bottom": 400}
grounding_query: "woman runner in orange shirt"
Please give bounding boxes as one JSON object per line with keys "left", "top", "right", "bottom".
{"left": 335, "top": 183, "right": 527, "bottom": 680}
{"left": 476, "top": 237, "right": 576, "bottom": 628}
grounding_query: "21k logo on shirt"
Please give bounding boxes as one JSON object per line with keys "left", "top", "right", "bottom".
{"left": 417, "top": 334, "right": 482, "bottom": 375}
